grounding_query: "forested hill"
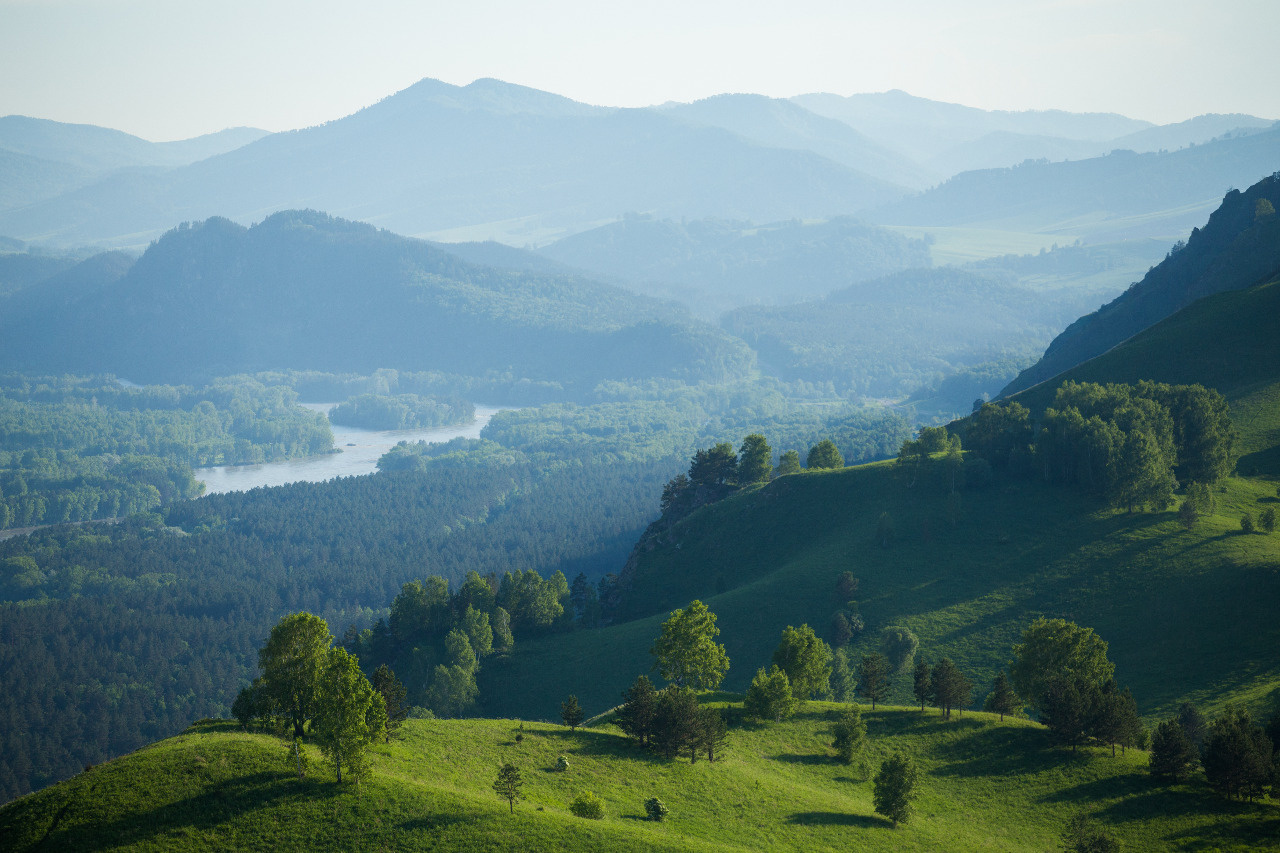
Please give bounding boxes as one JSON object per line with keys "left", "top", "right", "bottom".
{"left": 1002, "top": 173, "right": 1280, "bottom": 396}
{"left": 537, "top": 215, "right": 933, "bottom": 313}
{"left": 0, "top": 210, "right": 755, "bottom": 391}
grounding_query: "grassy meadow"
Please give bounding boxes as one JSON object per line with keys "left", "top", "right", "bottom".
{"left": 4, "top": 706, "right": 1277, "bottom": 852}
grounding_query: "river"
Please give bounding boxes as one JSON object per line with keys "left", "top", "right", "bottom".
{"left": 194, "top": 403, "right": 504, "bottom": 495}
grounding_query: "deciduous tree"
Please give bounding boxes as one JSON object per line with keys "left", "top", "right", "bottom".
{"left": 258, "top": 612, "right": 333, "bottom": 738}
{"left": 312, "top": 647, "right": 386, "bottom": 784}
{"left": 771, "top": 624, "right": 833, "bottom": 700}
{"left": 744, "top": 665, "right": 797, "bottom": 722}
{"left": 651, "top": 600, "right": 730, "bottom": 690}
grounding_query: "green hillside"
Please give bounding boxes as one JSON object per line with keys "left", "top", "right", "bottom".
{"left": 1007, "top": 276, "right": 1280, "bottom": 475}
{"left": 478, "top": 274, "right": 1280, "bottom": 728}
{"left": 4, "top": 710, "right": 1276, "bottom": 852}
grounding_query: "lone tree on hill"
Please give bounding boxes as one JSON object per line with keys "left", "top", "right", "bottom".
{"left": 1061, "top": 814, "right": 1120, "bottom": 853}
{"left": 832, "top": 706, "right": 867, "bottom": 764}
{"left": 651, "top": 600, "right": 730, "bottom": 690}
{"left": 983, "top": 671, "right": 1022, "bottom": 721}
{"left": 561, "top": 694, "right": 585, "bottom": 731}
{"left": 312, "top": 647, "right": 387, "bottom": 784}
{"left": 858, "top": 652, "right": 891, "bottom": 710}
{"left": 772, "top": 624, "right": 833, "bottom": 700}
{"left": 493, "top": 763, "right": 523, "bottom": 814}
{"left": 873, "top": 752, "right": 920, "bottom": 828}
{"left": 807, "top": 440, "right": 844, "bottom": 470}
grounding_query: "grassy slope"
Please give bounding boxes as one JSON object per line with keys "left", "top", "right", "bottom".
{"left": 4, "top": 711, "right": 1277, "bottom": 852}
{"left": 480, "top": 279, "right": 1280, "bottom": 726}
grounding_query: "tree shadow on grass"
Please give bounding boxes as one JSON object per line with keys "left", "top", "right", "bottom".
{"left": 930, "top": 724, "right": 1071, "bottom": 779}
{"left": 44, "top": 771, "right": 337, "bottom": 849}
{"left": 396, "top": 812, "right": 474, "bottom": 833}
{"left": 770, "top": 752, "right": 833, "bottom": 766}
{"left": 787, "top": 811, "right": 889, "bottom": 828}
{"left": 1164, "top": 811, "right": 1280, "bottom": 851}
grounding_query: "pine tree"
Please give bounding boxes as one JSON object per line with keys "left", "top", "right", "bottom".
{"left": 695, "top": 706, "right": 728, "bottom": 762}
{"left": 493, "top": 763, "right": 523, "bottom": 814}
{"left": 371, "top": 664, "right": 408, "bottom": 742}
{"left": 561, "top": 694, "right": 585, "bottom": 731}
{"left": 983, "top": 671, "right": 1021, "bottom": 721}
{"left": 616, "top": 675, "right": 658, "bottom": 747}
{"left": 737, "top": 434, "right": 773, "bottom": 485}
{"left": 931, "top": 658, "right": 971, "bottom": 719}
{"left": 912, "top": 657, "right": 932, "bottom": 712}
{"left": 857, "top": 653, "right": 891, "bottom": 710}
{"left": 872, "top": 752, "right": 919, "bottom": 828}
{"left": 1149, "top": 718, "right": 1196, "bottom": 782}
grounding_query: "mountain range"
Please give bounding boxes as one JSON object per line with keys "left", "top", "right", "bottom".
{"left": 1, "top": 78, "right": 1273, "bottom": 251}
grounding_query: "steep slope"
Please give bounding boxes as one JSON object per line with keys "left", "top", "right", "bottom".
{"left": 1003, "top": 174, "right": 1280, "bottom": 395}
{"left": 870, "top": 129, "right": 1280, "bottom": 241}
{"left": 0, "top": 210, "right": 755, "bottom": 389}
{"left": 0, "top": 78, "right": 910, "bottom": 248}
{"left": 0, "top": 250, "right": 135, "bottom": 327}
{"left": 482, "top": 273, "right": 1280, "bottom": 731}
{"left": 3, "top": 714, "right": 1274, "bottom": 852}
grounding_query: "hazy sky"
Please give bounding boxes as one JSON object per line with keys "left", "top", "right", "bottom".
{"left": 1, "top": 0, "right": 1276, "bottom": 141}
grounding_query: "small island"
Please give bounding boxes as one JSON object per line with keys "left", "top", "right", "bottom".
{"left": 328, "top": 394, "right": 475, "bottom": 431}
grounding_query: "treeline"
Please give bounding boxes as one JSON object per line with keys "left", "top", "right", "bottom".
{"left": 328, "top": 393, "right": 474, "bottom": 431}
{"left": 0, "top": 374, "right": 333, "bottom": 529}
{"left": 964, "top": 380, "right": 1237, "bottom": 510}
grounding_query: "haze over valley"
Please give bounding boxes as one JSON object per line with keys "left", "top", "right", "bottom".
{"left": 2, "top": 4, "right": 1280, "bottom": 848}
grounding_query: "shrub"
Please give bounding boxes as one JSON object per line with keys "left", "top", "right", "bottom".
{"left": 556, "top": 755, "right": 570, "bottom": 772}
{"left": 570, "top": 791, "right": 604, "bottom": 819}
{"left": 645, "top": 797, "right": 669, "bottom": 821}
{"left": 1241, "top": 513, "right": 1255, "bottom": 534}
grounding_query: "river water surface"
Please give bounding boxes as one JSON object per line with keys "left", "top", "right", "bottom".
{"left": 194, "top": 403, "right": 504, "bottom": 495}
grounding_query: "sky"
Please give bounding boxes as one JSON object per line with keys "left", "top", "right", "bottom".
{"left": 1, "top": 0, "right": 1277, "bottom": 141}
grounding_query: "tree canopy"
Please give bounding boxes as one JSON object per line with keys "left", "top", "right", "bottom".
{"left": 650, "top": 600, "right": 730, "bottom": 690}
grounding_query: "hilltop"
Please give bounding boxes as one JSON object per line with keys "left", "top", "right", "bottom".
{"left": 1002, "top": 173, "right": 1280, "bottom": 396}
{"left": 0, "top": 210, "right": 754, "bottom": 390}
{"left": 3, "top": 709, "right": 1275, "bottom": 852}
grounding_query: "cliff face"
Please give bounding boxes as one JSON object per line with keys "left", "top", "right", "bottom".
{"left": 1002, "top": 174, "right": 1280, "bottom": 397}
